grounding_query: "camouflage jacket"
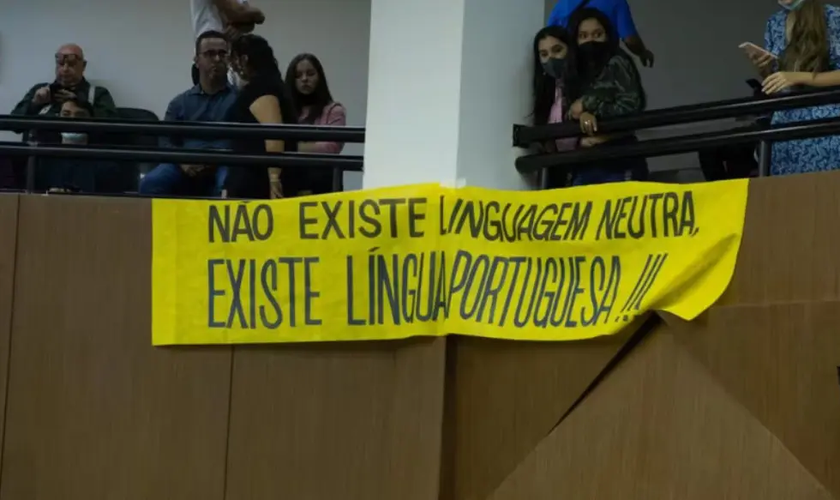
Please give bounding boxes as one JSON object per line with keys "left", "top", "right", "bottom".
{"left": 578, "top": 54, "right": 645, "bottom": 119}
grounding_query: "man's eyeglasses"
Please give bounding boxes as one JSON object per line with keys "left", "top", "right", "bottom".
{"left": 200, "top": 49, "right": 229, "bottom": 60}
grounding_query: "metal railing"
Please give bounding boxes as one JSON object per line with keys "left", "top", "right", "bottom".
{"left": 0, "top": 115, "right": 364, "bottom": 194}
{"left": 0, "top": 115, "right": 365, "bottom": 142}
{"left": 514, "top": 86, "right": 840, "bottom": 178}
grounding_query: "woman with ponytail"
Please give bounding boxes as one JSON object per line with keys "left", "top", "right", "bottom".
{"left": 756, "top": 0, "right": 840, "bottom": 175}
{"left": 225, "top": 34, "right": 299, "bottom": 199}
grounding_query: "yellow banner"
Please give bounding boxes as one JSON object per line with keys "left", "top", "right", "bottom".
{"left": 152, "top": 180, "right": 748, "bottom": 345}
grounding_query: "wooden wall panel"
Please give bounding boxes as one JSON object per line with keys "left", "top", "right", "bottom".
{"left": 487, "top": 330, "right": 834, "bottom": 500}
{"left": 383, "top": 338, "right": 447, "bottom": 500}
{"left": 224, "top": 338, "right": 446, "bottom": 500}
{"left": 675, "top": 303, "right": 840, "bottom": 498}
{"left": 0, "top": 195, "right": 19, "bottom": 479}
{"left": 724, "top": 171, "right": 840, "bottom": 305}
{"left": 0, "top": 196, "right": 232, "bottom": 500}
{"left": 472, "top": 171, "right": 840, "bottom": 499}
{"left": 442, "top": 330, "right": 635, "bottom": 500}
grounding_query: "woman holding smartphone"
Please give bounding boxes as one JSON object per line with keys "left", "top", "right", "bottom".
{"left": 751, "top": 0, "right": 840, "bottom": 175}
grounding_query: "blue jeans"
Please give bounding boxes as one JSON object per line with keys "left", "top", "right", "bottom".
{"left": 139, "top": 164, "right": 227, "bottom": 197}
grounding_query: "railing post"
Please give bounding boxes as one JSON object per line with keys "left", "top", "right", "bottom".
{"left": 539, "top": 167, "right": 549, "bottom": 189}
{"left": 331, "top": 167, "right": 342, "bottom": 193}
{"left": 25, "top": 141, "right": 37, "bottom": 193}
{"left": 758, "top": 140, "right": 771, "bottom": 177}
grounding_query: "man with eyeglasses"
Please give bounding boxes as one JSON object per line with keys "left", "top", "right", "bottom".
{"left": 10, "top": 44, "right": 117, "bottom": 121}
{"left": 139, "top": 30, "right": 237, "bottom": 197}
{"left": 192, "top": 0, "right": 265, "bottom": 85}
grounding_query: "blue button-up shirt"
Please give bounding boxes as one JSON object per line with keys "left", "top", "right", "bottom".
{"left": 160, "top": 84, "right": 238, "bottom": 150}
{"left": 547, "top": 0, "right": 638, "bottom": 39}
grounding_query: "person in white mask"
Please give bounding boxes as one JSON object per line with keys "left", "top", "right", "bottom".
{"left": 749, "top": 0, "right": 840, "bottom": 175}
{"left": 36, "top": 98, "right": 103, "bottom": 192}
{"left": 190, "top": 0, "right": 265, "bottom": 84}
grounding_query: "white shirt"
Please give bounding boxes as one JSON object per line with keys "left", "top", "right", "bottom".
{"left": 191, "top": 0, "right": 247, "bottom": 38}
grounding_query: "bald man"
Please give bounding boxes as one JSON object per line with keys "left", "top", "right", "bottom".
{"left": 11, "top": 44, "right": 117, "bottom": 120}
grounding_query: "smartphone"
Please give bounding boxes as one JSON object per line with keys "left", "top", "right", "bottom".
{"left": 739, "top": 42, "right": 777, "bottom": 60}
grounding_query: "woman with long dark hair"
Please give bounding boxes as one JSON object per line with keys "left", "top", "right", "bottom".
{"left": 224, "top": 34, "right": 299, "bottom": 199}
{"left": 566, "top": 8, "right": 647, "bottom": 186}
{"left": 532, "top": 26, "right": 577, "bottom": 188}
{"left": 285, "top": 53, "right": 346, "bottom": 193}
{"left": 752, "top": 0, "right": 840, "bottom": 175}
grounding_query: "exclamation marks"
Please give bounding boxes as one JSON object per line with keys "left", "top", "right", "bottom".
{"left": 616, "top": 253, "right": 668, "bottom": 322}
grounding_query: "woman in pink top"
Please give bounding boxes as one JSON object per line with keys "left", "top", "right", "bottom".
{"left": 285, "top": 53, "right": 346, "bottom": 193}
{"left": 532, "top": 26, "right": 577, "bottom": 188}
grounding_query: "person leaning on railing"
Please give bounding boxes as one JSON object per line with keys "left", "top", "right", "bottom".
{"left": 285, "top": 53, "right": 347, "bottom": 194}
{"left": 565, "top": 7, "right": 647, "bottom": 186}
{"left": 224, "top": 34, "right": 299, "bottom": 200}
{"left": 749, "top": 0, "right": 840, "bottom": 176}
{"left": 532, "top": 26, "right": 578, "bottom": 188}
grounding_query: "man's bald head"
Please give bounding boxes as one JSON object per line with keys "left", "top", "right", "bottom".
{"left": 55, "top": 43, "right": 86, "bottom": 87}
{"left": 57, "top": 43, "right": 84, "bottom": 59}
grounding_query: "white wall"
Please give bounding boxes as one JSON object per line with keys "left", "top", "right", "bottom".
{"left": 0, "top": 0, "right": 370, "bottom": 188}
{"left": 455, "top": 0, "right": 543, "bottom": 189}
{"left": 363, "top": 0, "right": 541, "bottom": 190}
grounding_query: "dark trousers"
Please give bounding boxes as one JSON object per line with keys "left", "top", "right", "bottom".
{"left": 571, "top": 136, "right": 648, "bottom": 186}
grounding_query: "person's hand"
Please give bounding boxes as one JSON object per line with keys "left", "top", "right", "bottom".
{"left": 269, "top": 177, "right": 283, "bottom": 199}
{"left": 762, "top": 71, "right": 809, "bottom": 94}
{"left": 580, "top": 136, "right": 609, "bottom": 147}
{"left": 54, "top": 89, "right": 75, "bottom": 103}
{"left": 180, "top": 164, "right": 205, "bottom": 177}
{"left": 32, "top": 86, "right": 51, "bottom": 106}
{"left": 749, "top": 51, "right": 776, "bottom": 74}
{"left": 252, "top": 8, "right": 266, "bottom": 24}
{"left": 570, "top": 99, "right": 584, "bottom": 119}
{"left": 225, "top": 23, "right": 254, "bottom": 40}
{"left": 580, "top": 136, "right": 597, "bottom": 148}
{"left": 579, "top": 112, "right": 598, "bottom": 136}
{"left": 639, "top": 49, "right": 655, "bottom": 67}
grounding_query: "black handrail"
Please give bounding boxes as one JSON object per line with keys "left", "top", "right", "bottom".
{"left": 0, "top": 142, "right": 364, "bottom": 171}
{"left": 513, "top": 86, "right": 840, "bottom": 146}
{"left": 0, "top": 115, "right": 365, "bottom": 143}
{"left": 515, "top": 116, "right": 840, "bottom": 173}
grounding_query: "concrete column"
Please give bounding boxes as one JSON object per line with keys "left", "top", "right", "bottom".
{"left": 362, "top": 0, "right": 544, "bottom": 189}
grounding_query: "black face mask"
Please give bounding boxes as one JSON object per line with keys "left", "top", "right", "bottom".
{"left": 542, "top": 57, "right": 567, "bottom": 80}
{"left": 577, "top": 41, "right": 613, "bottom": 76}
